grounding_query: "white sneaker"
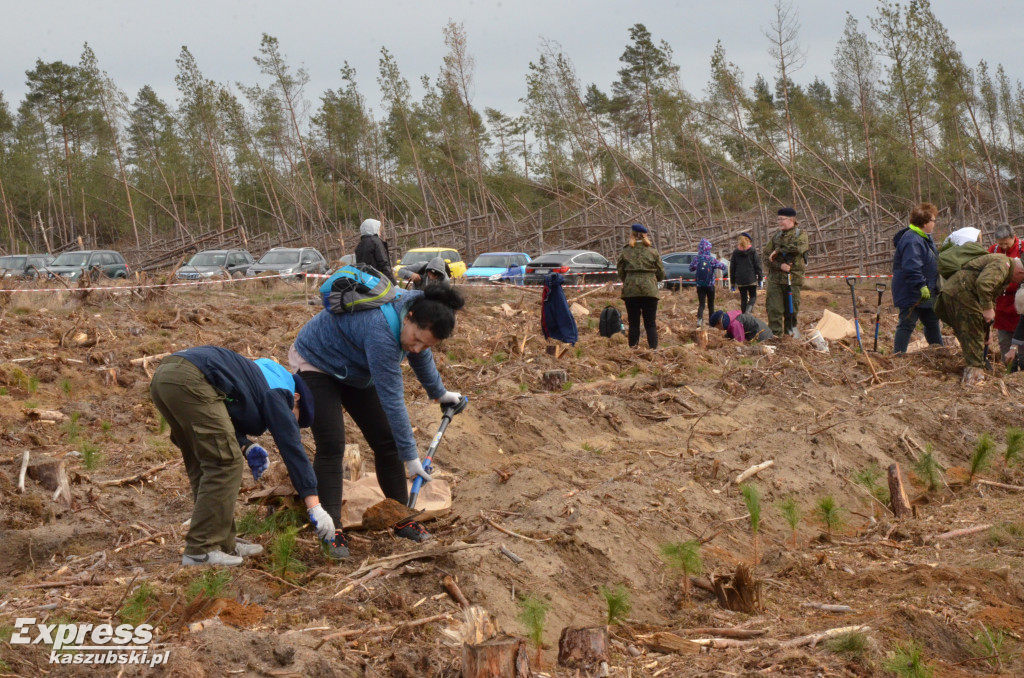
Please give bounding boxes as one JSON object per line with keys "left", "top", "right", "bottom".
{"left": 181, "top": 550, "right": 243, "bottom": 567}
{"left": 233, "top": 539, "right": 263, "bottom": 557}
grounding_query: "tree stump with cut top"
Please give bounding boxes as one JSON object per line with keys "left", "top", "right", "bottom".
{"left": 461, "top": 636, "right": 531, "bottom": 677}
{"left": 542, "top": 370, "right": 567, "bottom": 391}
{"left": 888, "top": 463, "right": 913, "bottom": 520}
{"left": 558, "top": 626, "right": 610, "bottom": 675}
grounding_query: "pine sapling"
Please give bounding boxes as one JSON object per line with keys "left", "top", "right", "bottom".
{"left": 883, "top": 641, "right": 934, "bottom": 678}
{"left": 1004, "top": 427, "right": 1024, "bottom": 467}
{"left": 599, "top": 584, "right": 631, "bottom": 627}
{"left": 660, "top": 540, "right": 702, "bottom": 602}
{"left": 778, "top": 496, "right": 802, "bottom": 548}
{"left": 969, "top": 433, "right": 995, "bottom": 483}
{"left": 815, "top": 495, "right": 845, "bottom": 538}
{"left": 269, "top": 526, "right": 306, "bottom": 581}
{"left": 740, "top": 483, "right": 761, "bottom": 565}
{"left": 517, "top": 594, "right": 550, "bottom": 668}
{"left": 913, "top": 444, "right": 943, "bottom": 493}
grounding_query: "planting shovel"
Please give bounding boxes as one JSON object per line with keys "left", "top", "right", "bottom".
{"left": 873, "top": 282, "right": 887, "bottom": 352}
{"left": 408, "top": 396, "right": 469, "bottom": 509}
{"left": 846, "top": 276, "right": 864, "bottom": 352}
{"left": 983, "top": 321, "right": 994, "bottom": 372}
{"left": 785, "top": 273, "right": 800, "bottom": 338}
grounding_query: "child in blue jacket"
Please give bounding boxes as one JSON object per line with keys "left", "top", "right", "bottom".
{"left": 689, "top": 238, "right": 728, "bottom": 327}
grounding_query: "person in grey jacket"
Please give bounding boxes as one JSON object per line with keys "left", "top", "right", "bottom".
{"left": 398, "top": 256, "right": 450, "bottom": 290}
{"left": 354, "top": 218, "right": 398, "bottom": 284}
{"left": 289, "top": 285, "right": 465, "bottom": 558}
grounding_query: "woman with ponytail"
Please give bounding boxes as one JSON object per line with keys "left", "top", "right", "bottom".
{"left": 289, "top": 284, "right": 465, "bottom": 557}
{"left": 617, "top": 223, "right": 665, "bottom": 349}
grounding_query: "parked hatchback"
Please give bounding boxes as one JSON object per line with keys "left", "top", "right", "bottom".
{"left": 0, "top": 253, "right": 54, "bottom": 278}
{"left": 246, "top": 247, "right": 327, "bottom": 278}
{"left": 463, "top": 252, "right": 531, "bottom": 282}
{"left": 522, "top": 249, "right": 617, "bottom": 286}
{"left": 45, "top": 250, "right": 129, "bottom": 280}
{"left": 176, "top": 249, "right": 254, "bottom": 279}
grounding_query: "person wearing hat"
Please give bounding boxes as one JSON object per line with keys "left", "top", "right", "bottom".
{"left": 617, "top": 223, "right": 665, "bottom": 349}
{"left": 150, "top": 346, "right": 331, "bottom": 567}
{"left": 354, "top": 218, "right": 398, "bottom": 284}
{"left": 398, "top": 256, "right": 451, "bottom": 290}
{"left": 763, "top": 207, "right": 809, "bottom": 336}
{"left": 730, "top": 232, "right": 763, "bottom": 313}
{"left": 710, "top": 309, "right": 773, "bottom": 343}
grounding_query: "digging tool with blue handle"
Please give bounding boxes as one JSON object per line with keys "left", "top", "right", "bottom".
{"left": 847, "top": 276, "right": 864, "bottom": 352}
{"left": 785, "top": 273, "right": 799, "bottom": 337}
{"left": 873, "top": 282, "right": 887, "bottom": 352}
{"left": 408, "top": 396, "right": 469, "bottom": 509}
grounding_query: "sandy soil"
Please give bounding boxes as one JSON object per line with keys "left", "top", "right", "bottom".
{"left": 1, "top": 275, "right": 1023, "bottom": 677}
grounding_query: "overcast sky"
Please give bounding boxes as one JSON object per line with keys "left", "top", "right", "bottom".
{"left": 2, "top": 1, "right": 1019, "bottom": 121}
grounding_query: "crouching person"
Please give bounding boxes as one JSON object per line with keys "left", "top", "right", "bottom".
{"left": 150, "top": 346, "right": 334, "bottom": 566}
{"left": 709, "top": 309, "right": 773, "bottom": 343}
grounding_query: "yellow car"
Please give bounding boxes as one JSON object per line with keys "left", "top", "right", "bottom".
{"left": 394, "top": 247, "right": 467, "bottom": 280}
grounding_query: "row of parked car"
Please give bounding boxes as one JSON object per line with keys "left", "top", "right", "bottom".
{"left": 0, "top": 245, "right": 727, "bottom": 287}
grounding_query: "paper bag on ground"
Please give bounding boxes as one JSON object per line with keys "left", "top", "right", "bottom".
{"left": 341, "top": 472, "right": 452, "bottom": 529}
{"left": 815, "top": 309, "right": 861, "bottom": 341}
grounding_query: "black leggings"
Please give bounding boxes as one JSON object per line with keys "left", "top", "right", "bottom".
{"left": 696, "top": 286, "right": 716, "bottom": 322}
{"left": 739, "top": 285, "right": 757, "bottom": 313}
{"left": 624, "top": 296, "right": 659, "bottom": 348}
{"left": 297, "top": 370, "right": 408, "bottom": 526}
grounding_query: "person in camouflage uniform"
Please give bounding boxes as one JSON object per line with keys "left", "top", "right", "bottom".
{"left": 764, "top": 207, "right": 810, "bottom": 336}
{"left": 934, "top": 253, "right": 1024, "bottom": 382}
{"left": 617, "top": 223, "right": 665, "bottom": 349}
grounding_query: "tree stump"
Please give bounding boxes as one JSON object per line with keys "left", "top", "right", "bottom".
{"left": 462, "top": 636, "right": 531, "bottom": 678}
{"left": 696, "top": 329, "right": 708, "bottom": 349}
{"left": 888, "top": 463, "right": 912, "bottom": 520}
{"left": 27, "top": 459, "right": 71, "bottom": 508}
{"left": 542, "top": 370, "right": 567, "bottom": 391}
{"left": 558, "top": 626, "right": 610, "bottom": 675}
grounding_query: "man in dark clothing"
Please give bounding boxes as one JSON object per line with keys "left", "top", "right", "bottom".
{"left": 150, "top": 346, "right": 334, "bottom": 567}
{"left": 354, "top": 218, "right": 398, "bottom": 284}
{"left": 710, "top": 309, "right": 773, "bottom": 343}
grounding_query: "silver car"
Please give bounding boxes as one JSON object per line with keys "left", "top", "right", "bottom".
{"left": 246, "top": 247, "right": 328, "bottom": 279}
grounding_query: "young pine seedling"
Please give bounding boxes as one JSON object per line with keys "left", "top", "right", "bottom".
{"left": 599, "top": 584, "right": 631, "bottom": 627}
{"left": 814, "top": 495, "right": 845, "bottom": 538}
{"left": 517, "top": 594, "right": 550, "bottom": 668}
{"left": 118, "top": 583, "right": 156, "bottom": 626}
{"left": 913, "top": 444, "right": 944, "bottom": 492}
{"left": 777, "top": 496, "right": 802, "bottom": 548}
{"left": 883, "top": 641, "right": 934, "bottom": 678}
{"left": 1004, "top": 427, "right": 1024, "bottom": 467}
{"left": 852, "top": 463, "right": 890, "bottom": 505}
{"left": 968, "top": 433, "right": 996, "bottom": 483}
{"left": 269, "top": 526, "right": 306, "bottom": 581}
{"left": 186, "top": 570, "right": 232, "bottom": 603}
{"left": 80, "top": 441, "right": 102, "bottom": 470}
{"left": 739, "top": 483, "right": 761, "bottom": 565}
{"left": 659, "top": 540, "right": 702, "bottom": 602}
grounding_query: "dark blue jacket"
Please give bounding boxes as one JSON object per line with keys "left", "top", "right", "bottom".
{"left": 892, "top": 227, "right": 939, "bottom": 309}
{"left": 174, "top": 346, "right": 318, "bottom": 498}
{"left": 542, "top": 273, "right": 578, "bottom": 345}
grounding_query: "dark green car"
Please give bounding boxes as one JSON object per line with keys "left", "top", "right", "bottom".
{"left": 45, "top": 250, "right": 130, "bottom": 281}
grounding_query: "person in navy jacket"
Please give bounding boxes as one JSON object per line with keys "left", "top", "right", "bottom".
{"left": 892, "top": 203, "right": 943, "bottom": 353}
{"left": 150, "top": 346, "right": 332, "bottom": 567}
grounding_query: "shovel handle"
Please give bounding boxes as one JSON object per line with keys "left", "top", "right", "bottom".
{"left": 408, "top": 396, "right": 469, "bottom": 508}
{"left": 846, "top": 276, "right": 858, "bottom": 287}
{"left": 875, "top": 283, "right": 887, "bottom": 293}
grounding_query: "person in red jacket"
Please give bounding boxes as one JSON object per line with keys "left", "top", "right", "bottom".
{"left": 988, "top": 223, "right": 1023, "bottom": 359}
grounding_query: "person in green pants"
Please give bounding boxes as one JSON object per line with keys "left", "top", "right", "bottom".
{"left": 150, "top": 346, "right": 333, "bottom": 567}
{"left": 764, "top": 207, "right": 809, "bottom": 336}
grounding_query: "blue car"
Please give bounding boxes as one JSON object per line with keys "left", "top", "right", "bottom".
{"left": 462, "top": 252, "right": 531, "bottom": 283}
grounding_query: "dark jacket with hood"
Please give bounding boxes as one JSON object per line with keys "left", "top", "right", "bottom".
{"left": 354, "top": 219, "right": 398, "bottom": 284}
{"left": 729, "top": 246, "right": 763, "bottom": 287}
{"left": 891, "top": 225, "right": 939, "bottom": 309}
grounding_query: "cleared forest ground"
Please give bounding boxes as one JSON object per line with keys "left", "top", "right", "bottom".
{"left": 1, "top": 277, "right": 1023, "bottom": 677}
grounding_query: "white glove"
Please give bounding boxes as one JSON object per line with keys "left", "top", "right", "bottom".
{"left": 405, "top": 458, "right": 432, "bottom": 483}
{"left": 307, "top": 504, "right": 335, "bottom": 541}
{"left": 438, "top": 390, "right": 462, "bottom": 405}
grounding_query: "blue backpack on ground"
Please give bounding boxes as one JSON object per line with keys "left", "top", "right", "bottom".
{"left": 320, "top": 263, "right": 403, "bottom": 344}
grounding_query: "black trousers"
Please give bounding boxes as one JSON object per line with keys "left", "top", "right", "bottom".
{"left": 624, "top": 296, "right": 659, "bottom": 348}
{"left": 696, "top": 286, "right": 716, "bottom": 321}
{"left": 297, "top": 371, "right": 409, "bottom": 527}
{"left": 738, "top": 285, "right": 757, "bottom": 313}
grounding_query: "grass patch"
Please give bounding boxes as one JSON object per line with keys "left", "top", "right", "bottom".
{"left": 599, "top": 584, "right": 631, "bottom": 626}
{"left": 186, "top": 569, "right": 232, "bottom": 602}
{"left": 883, "top": 641, "right": 933, "bottom": 678}
{"left": 118, "top": 582, "right": 156, "bottom": 625}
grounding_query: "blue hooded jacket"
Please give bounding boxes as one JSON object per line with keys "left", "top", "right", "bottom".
{"left": 292, "top": 289, "right": 447, "bottom": 463}
{"left": 172, "top": 346, "right": 318, "bottom": 498}
{"left": 541, "top": 273, "right": 578, "bottom": 345}
{"left": 891, "top": 226, "right": 938, "bottom": 309}
{"left": 689, "top": 238, "right": 728, "bottom": 287}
